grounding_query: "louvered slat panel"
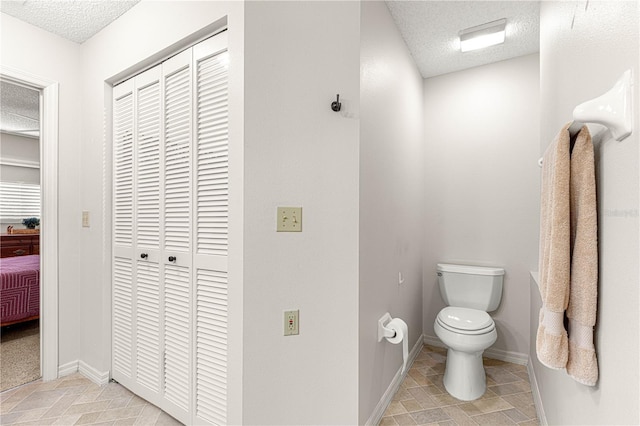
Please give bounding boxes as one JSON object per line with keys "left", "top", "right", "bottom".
{"left": 164, "top": 264, "right": 190, "bottom": 410}
{"left": 136, "top": 82, "right": 161, "bottom": 249}
{"left": 136, "top": 261, "right": 161, "bottom": 392}
{"left": 196, "top": 51, "right": 229, "bottom": 257}
{"left": 164, "top": 67, "right": 191, "bottom": 252}
{"left": 196, "top": 269, "right": 228, "bottom": 425}
{"left": 114, "top": 93, "right": 134, "bottom": 246}
{"left": 113, "top": 257, "right": 133, "bottom": 377}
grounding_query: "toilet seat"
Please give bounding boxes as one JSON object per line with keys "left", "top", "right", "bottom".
{"left": 437, "top": 307, "right": 495, "bottom": 335}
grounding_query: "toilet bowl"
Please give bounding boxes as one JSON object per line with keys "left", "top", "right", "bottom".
{"left": 434, "top": 306, "right": 497, "bottom": 401}
{"left": 434, "top": 263, "right": 504, "bottom": 401}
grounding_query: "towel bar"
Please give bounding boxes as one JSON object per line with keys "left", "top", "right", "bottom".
{"left": 538, "top": 69, "right": 633, "bottom": 168}
{"left": 569, "top": 70, "right": 633, "bottom": 141}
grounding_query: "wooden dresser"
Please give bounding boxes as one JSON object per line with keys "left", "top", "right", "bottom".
{"left": 0, "top": 233, "right": 40, "bottom": 258}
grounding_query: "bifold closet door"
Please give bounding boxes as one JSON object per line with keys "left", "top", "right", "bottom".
{"left": 112, "top": 31, "right": 230, "bottom": 425}
{"left": 192, "top": 35, "right": 230, "bottom": 426}
{"left": 113, "top": 63, "right": 181, "bottom": 416}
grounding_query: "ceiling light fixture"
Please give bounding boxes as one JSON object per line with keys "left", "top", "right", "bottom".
{"left": 459, "top": 18, "right": 507, "bottom": 52}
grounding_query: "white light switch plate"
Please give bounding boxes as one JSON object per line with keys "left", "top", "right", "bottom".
{"left": 277, "top": 207, "right": 302, "bottom": 232}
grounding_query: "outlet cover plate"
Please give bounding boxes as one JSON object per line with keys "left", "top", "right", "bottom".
{"left": 284, "top": 310, "right": 299, "bottom": 336}
{"left": 277, "top": 207, "right": 302, "bottom": 232}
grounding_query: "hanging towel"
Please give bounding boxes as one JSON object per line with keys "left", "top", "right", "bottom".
{"left": 537, "top": 123, "right": 571, "bottom": 370}
{"left": 566, "top": 126, "right": 599, "bottom": 386}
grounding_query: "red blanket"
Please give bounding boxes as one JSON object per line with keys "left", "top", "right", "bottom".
{"left": 1, "top": 255, "right": 40, "bottom": 326}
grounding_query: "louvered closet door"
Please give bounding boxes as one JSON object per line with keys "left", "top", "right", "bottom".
{"left": 162, "top": 48, "right": 193, "bottom": 418}
{"left": 113, "top": 79, "right": 135, "bottom": 381}
{"left": 113, "top": 30, "right": 230, "bottom": 425}
{"left": 133, "top": 67, "right": 163, "bottom": 399}
{"left": 113, "top": 65, "right": 170, "bottom": 409}
{"left": 193, "top": 34, "right": 230, "bottom": 426}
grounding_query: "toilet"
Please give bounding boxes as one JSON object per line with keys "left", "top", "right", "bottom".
{"left": 433, "top": 263, "right": 504, "bottom": 401}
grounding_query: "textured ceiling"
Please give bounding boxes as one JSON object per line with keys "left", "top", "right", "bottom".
{"left": 0, "top": 0, "right": 539, "bottom": 89}
{"left": 1, "top": 0, "right": 140, "bottom": 138}
{"left": 0, "top": 81, "right": 40, "bottom": 138}
{"left": 1, "top": 0, "right": 140, "bottom": 44}
{"left": 385, "top": 1, "right": 540, "bottom": 78}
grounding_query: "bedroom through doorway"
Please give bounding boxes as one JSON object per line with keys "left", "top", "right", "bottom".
{"left": 0, "top": 80, "right": 42, "bottom": 391}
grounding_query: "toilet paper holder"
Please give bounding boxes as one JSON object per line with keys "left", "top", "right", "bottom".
{"left": 377, "top": 312, "right": 397, "bottom": 342}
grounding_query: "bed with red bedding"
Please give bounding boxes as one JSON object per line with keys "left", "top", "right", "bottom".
{"left": 0, "top": 255, "right": 40, "bottom": 326}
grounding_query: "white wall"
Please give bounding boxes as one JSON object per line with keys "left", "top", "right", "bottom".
{"left": 0, "top": 163, "right": 39, "bottom": 186}
{"left": 0, "top": 133, "right": 40, "bottom": 187}
{"left": 531, "top": 2, "right": 639, "bottom": 424}
{"left": 0, "top": 133, "right": 40, "bottom": 186}
{"left": 423, "top": 54, "right": 541, "bottom": 357}
{"left": 243, "top": 2, "right": 360, "bottom": 424}
{"left": 78, "top": 1, "right": 244, "bottom": 422}
{"left": 1, "top": 13, "right": 82, "bottom": 366}
{"left": 0, "top": 133, "right": 40, "bottom": 172}
{"left": 359, "top": 1, "right": 424, "bottom": 422}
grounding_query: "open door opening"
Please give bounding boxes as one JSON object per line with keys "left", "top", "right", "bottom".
{"left": 0, "top": 68, "right": 59, "bottom": 387}
{"left": 0, "top": 81, "right": 42, "bottom": 391}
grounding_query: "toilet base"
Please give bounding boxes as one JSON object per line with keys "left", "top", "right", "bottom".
{"left": 442, "top": 348, "right": 487, "bottom": 401}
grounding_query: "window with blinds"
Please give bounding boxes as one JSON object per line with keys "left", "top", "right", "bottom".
{"left": 0, "top": 182, "right": 40, "bottom": 222}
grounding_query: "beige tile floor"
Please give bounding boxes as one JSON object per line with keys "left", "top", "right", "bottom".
{"left": 0, "top": 373, "right": 182, "bottom": 425}
{"left": 380, "top": 345, "right": 540, "bottom": 426}
{"left": 1, "top": 346, "right": 539, "bottom": 426}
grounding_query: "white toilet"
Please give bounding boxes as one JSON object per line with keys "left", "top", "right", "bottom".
{"left": 433, "top": 263, "right": 504, "bottom": 401}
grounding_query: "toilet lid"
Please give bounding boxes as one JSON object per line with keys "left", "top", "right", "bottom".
{"left": 437, "top": 307, "right": 494, "bottom": 333}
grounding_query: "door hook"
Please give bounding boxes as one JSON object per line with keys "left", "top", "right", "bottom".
{"left": 331, "top": 94, "right": 342, "bottom": 112}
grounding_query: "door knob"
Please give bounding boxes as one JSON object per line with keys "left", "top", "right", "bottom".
{"left": 140, "top": 253, "right": 148, "bottom": 259}
{"left": 168, "top": 256, "right": 176, "bottom": 262}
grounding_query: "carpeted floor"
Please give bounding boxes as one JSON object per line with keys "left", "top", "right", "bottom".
{"left": 0, "top": 320, "right": 40, "bottom": 392}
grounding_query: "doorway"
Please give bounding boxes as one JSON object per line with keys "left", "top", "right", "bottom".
{"left": 0, "top": 80, "right": 42, "bottom": 390}
{"left": 0, "top": 67, "right": 59, "bottom": 386}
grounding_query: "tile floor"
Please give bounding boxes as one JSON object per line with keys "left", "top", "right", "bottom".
{"left": 1, "top": 345, "right": 539, "bottom": 426}
{"left": 0, "top": 373, "right": 181, "bottom": 425}
{"left": 380, "top": 345, "right": 540, "bottom": 426}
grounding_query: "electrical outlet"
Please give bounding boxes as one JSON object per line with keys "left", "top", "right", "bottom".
{"left": 284, "top": 310, "right": 299, "bottom": 336}
{"left": 277, "top": 207, "right": 302, "bottom": 232}
{"left": 82, "top": 211, "right": 90, "bottom": 228}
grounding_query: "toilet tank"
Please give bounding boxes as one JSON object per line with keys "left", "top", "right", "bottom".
{"left": 437, "top": 263, "right": 504, "bottom": 312}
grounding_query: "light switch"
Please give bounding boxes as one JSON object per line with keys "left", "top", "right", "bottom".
{"left": 277, "top": 207, "right": 302, "bottom": 232}
{"left": 82, "top": 211, "right": 90, "bottom": 228}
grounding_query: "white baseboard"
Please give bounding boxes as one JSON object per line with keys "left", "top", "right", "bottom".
{"left": 485, "top": 346, "right": 528, "bottom": 366}
{"left": 366, "top": 334, "right": 425, "bottom": 426}
{"left": 57, "top": 360, "right": 110, "bottom": 386}
{"left": 423, "top": 335, "right": 528, "bottom": 365}
{"left": 79, "top": 360, "right": 110, "bottom": 386}
{"left": 58, "top": 360, "right": 79, "bottom": 378}
{"left": 423, "top": 334, "right": 446, "bottom": 349}
{"left": 527, "top": 357, "right": 547, "bottom": 426}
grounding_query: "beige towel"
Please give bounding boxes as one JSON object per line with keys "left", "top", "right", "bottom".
{"left": 537, "top": 124, "right": 571, "bottom": 370}
{"left": 537, "top": 123, "right": 599, "bottom": 386}
{"left": 566, "top": 126, "right": 599, "bottom": 386}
